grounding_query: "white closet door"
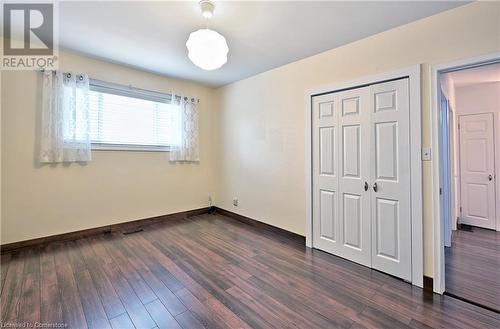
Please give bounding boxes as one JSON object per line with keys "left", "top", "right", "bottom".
{"left": 312, "top": 93, "right": 341, "bottom": 255}
{"left": 370, "top": 79, "right": 411, "bottom": 281}
{"left": 337, "top": 87, "right": 372, "bottom": 266}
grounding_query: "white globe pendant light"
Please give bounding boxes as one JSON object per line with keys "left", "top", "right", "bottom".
{"left": 186, "top": 29, "right": 228, "bottom": 71}
{"left": 186, "top": 1, "right": 228, "bottom": 71}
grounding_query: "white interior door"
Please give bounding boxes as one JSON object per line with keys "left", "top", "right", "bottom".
{"left": 312, "top": 93, "right": 341, "bottom": 255}
{"left": 459, "top": 113, "right": 496, "bottom": 229}
{"left": 312, "top": 78, "right": 412, "bottom": 281}
{"left": 337, "top": 87, "right": 371, "bottom": 266}
{"left": 312, "top": 88, "right": 371, "bottom": 266}
{"left": 370, "top": 79, "right": 412, "bottom": 281}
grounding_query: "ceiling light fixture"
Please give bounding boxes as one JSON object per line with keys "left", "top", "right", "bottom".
{"left": 199, "top": 0, "right": 214, "bottom": 19}
{"left": 186, "top": 0, "right": 228, "bottom": 71}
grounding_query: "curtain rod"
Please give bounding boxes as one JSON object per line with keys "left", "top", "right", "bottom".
{"left": 39, "top": 69, "right": 199, "bottom": 103}
{"left": 91, "top": 78, "right": 200, "bottom": 103}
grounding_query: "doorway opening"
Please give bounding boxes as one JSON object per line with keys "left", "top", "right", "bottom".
{"left": 435, "top": 57, "right": 500, "bottom": 312}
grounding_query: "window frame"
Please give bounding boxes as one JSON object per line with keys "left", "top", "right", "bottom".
{"left": 89, "top": 79, "right": 179, "bottom": 152}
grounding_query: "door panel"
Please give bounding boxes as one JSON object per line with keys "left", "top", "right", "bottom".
{"left": 374, "top": 90, "right": 397, "bottom": 112}
{"left": 465, "top": 139, "right": 487, "bottom": 172}
{"left": 375, "top": 198, "right": 399, "bottom": 260}
{"left": 375, "top": 122, "right": 398, "bottom": 181}
{"left": 320, "top": 190, "right": 336, "bottom": 241}
{"left": 342, "top": 98, "right": 360, "bottom": 116}
{"left": 343, "top": 193, "right": 361, "bottom": 249}
{"left": 342, "top": 125, "right": 360, "bottom": 178}
{"left": 337, "top": 87, "right": 371, "bottom": 267}
{"left": 319, "top": 127, "right": 335, "bottom": 176}
{"left": 312, "top": 94, "right": 341, "bottom": 254}
{"left": 319, "top": 101, "right": 334, "bottom": 119}
{"left": 370, "top": 79, "right": 411, "bottom": 281}
{"left": 467, "top": 184, "right": 488, "bottom": 218}
{"left": 459, "top": 113, "right": 496, "bottom": 229}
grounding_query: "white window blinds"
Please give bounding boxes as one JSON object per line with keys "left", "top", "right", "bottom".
{"left": 88, "top": 80, "right": 181, "bottom": 149}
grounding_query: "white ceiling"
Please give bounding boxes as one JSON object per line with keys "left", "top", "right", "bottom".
{"left": 446, "top": 62, "right": 500, "bottom": 87}
{"left": 59, "top": 1, "right": 467, "bottom": 87}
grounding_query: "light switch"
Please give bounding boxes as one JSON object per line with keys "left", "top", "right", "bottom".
{"left": 422, "top": 147, "right": 432, "bottom": 161}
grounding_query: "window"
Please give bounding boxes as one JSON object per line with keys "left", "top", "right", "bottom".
{"left": 88, "top": 80, "right": 181, "bottom": 151}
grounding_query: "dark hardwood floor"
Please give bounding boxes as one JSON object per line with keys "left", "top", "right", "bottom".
{"left": 1, "top": 213, "right": 499, "bottom": 329}
{"left": 445, "top": 226, "right": 500, "bottom": 311}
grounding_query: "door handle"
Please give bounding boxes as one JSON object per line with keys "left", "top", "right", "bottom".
{"left": 489, "top": 174, "right": 493, "bottom": 181}
{"left": 373, "top": 182, "right": 378, "bottom": 192}
{"left": 364, "top": 182, "right": 369, "bottom": 191}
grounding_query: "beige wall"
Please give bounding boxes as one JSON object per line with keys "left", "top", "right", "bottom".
{"left": 1, "top": 51, "right": 217, "bottom": 244}
{"left": 455, "top": 82, "right": 500, "bottom": 115}
{"left": 214, "top": 2, "right": 500, "bottom": 277}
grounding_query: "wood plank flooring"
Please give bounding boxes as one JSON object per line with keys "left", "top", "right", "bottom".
{"left": 1, "top": 213, "right": 499, "bottom": 328}
{"left": 445, "top": 227, "right": 500, "bottom": 311}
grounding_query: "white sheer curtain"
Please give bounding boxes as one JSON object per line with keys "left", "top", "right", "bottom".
{"left": 40, "top": 71, "right": 92, "bottom": 163}
{"left": 169, "top": 96, "right": 200, "bottom": 162}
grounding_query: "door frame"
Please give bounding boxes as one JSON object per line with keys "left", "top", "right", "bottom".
{"left": 305, "top": 65, "right": 423, "bottom": 288}
{"left": 431, "top": 52, "right": 500, "bottom": 294}
{"left": 439, "top": 92, "right": 452, "bottom": 248}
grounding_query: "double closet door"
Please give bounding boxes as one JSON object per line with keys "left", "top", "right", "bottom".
{"left": 312, "top": 78, "right": 412, "bottom": 281}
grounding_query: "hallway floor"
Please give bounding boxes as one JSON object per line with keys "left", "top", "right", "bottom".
{"left": 445, "top": 226, "right": 500, "bottom": 311}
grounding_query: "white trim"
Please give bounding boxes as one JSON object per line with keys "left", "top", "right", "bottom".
{"left": 305, "top": 93, "right": 313, "bottom": 248}
{"left": 305, "top": 65, "right": 423, "bottom": 287}
{"left": 431, "top": 52, "right": 500, "bottom": 294}
{"left": 409, "top": 65, "right": 423, "bottom": 288}
{"left": 431, "top": 65, "right": 444, "bottom": 294}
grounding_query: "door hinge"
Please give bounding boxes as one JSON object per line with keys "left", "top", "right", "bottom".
{"left": 460, "top": 206, "right": 462, "bottom": 213}
{"left": 439, "top": 187, "right": 443, "bottom": 195}
{"left": 458, "top": 123, "right": 460, "bottom": 129}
